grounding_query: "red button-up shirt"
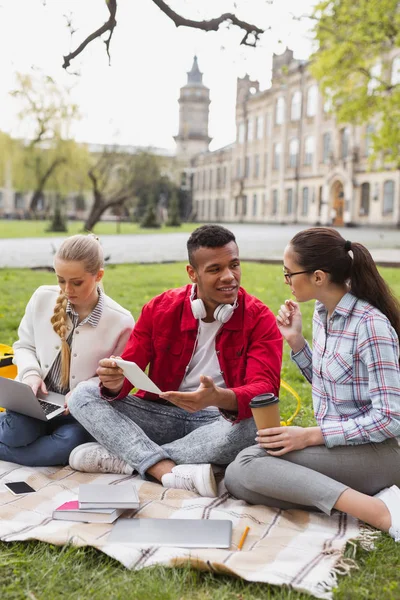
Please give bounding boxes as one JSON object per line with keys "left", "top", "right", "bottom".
{"left": 109, "top": 285, "right": 282, "bottom": 422}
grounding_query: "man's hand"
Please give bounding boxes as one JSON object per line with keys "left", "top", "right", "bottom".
{"left": 96, "top": 356, "right": 125, "bottom": 394}
{"left": 160, "top": 375, "right": 232, "bottom": 413}
{"left": 23, "top": 375, "right": 47, "bottom": 397}
{"left": 255, "top": 426, "right": 324, "bottom": 456}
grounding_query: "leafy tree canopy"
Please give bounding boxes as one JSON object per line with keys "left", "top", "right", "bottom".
{"left": 311, "top": 0, "right": 400, "bottom": 162}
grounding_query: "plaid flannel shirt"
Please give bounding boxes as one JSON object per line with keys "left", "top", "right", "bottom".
{"left": 292, "top": 292, "right": 400, "bottom": 447}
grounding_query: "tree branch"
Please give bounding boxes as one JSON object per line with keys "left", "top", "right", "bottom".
{"left": 62, "top": 0, "right": 265, "bottom": 69}
{"left": 63, "top": 0, "right": 117, "bottom": 69}
{"left": 152, "top": 0, "right": 265, "bottom": 46}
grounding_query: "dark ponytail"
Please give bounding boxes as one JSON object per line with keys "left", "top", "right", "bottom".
{"left": 290, "top": 227, "right": 400, "bottom": 340}
{"left": 349, "top": 242, "right": 400, "bottom": 339}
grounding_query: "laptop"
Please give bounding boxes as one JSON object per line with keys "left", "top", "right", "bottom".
{"left": 0, "top": 377, "right": 65, "bottom": 421}
{"left": 107, "top": 518, "right": 233, "bottom": 549}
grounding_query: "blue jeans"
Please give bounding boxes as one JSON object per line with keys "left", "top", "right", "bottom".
{"left": 68, "top": 382, "right": 258, "bottom": 479}
{"left": 0, "top": 410, "right": 92, "bottom": 466}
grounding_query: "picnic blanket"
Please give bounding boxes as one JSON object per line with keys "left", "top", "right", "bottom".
{"left": 0, "top": 460, "right": 378, "bottom": 600}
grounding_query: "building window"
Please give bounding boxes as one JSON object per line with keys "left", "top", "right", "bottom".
{"left": 368, "top": 62, "right": 381, "bottom": 95}
{"left": 291, "top": 91, "right": 302, "bottom": 121}
{"left": 216, "top": 168, "right": 221, "bottom": 189}
{"left": 360, "top": 183, "right": 370, "bottom": 216}
{"left": 245, "top": 156, "right": 250, "bottom": 178}
{"left": 209, "top": 170, "right": 213, "bottom": 190}
{"left": 14, "top": 192, "right": 24, "bottom": 210}
{"left": 341, "top": 127, "right": 350, "bottom": 159}
{"left": 286, "top": 189, "right": 293, "bottom": 214}
{"left": 238, "top": 122, "right": 245, "bottom": 143}
{"left": 243, "top": 195, "right": 248, "bottom": 216}
{"left": 264, "top": 153, "right": 268, "bottom": 177}
{"left": 254, "top": 154, "right": 260, "bottom": 178}
{"left": 236, "top": 159, "right": 241, "bottom": 178}
{"left": 302, "top": 187, "right": 309, "bottom": 215}
{"left": 256, "top": 116, "right": 264, "bottom": 140}
{"left": 275, "top": 97, "right": 285, "bottom": 125}
{"left": 235, "top": 197, "right": 240, "bottom": 216}
{"left": 304, "top": 136, "right": 315, "bottom": 165}
{"left": 365, "top": 125, "right": 374, "bottom": 156}
{"left": 262, "top": 193, "right": 266, "bottom": 216}
{"left": 272, "top": 189, "right": 278, "bottom": 215}
{"left": 323, "top": 88, "right": 333, "bottom": 113}
{"left": 252, "top": 194, "right": 258, "bottom": 217}
{"left": 383, "top": 180, "right": 394, "bottom": 214}
{"left": 247, "top": 118, "right": 254, "bottom": 141}
{"left": 289, "top": 138, "right": 299, "bottom": 168}
{"left": 216, "top": 198, "right": 225, "bottom": 218}
{"left": 222, "top": 166, "right": 227, "bottom": 187}
{"left": 391, "top": 56, "right": 400, "bottom": 85}
{"left": 322, "top": 132, "right": 332, "bottom": 163}
{"left": 265, "top": 113, "right": 270, "bottom": 137}
{"left": 273, "top": 143, "right": 281, "bottom": 170}
{"left": 306, "top": 85, "right": 318, "bottom": 117}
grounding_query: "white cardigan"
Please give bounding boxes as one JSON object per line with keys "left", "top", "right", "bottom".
{"left": 13, "top": 285, "right": 134, "bottom": 391}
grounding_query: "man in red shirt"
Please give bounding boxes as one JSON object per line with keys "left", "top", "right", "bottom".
{"left": 68, "top": 225, "right": 282, "bottom": 497}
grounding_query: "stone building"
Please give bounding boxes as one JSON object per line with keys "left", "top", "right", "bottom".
{"left": 191, "top": 48, "right": 400, "bottom": 227}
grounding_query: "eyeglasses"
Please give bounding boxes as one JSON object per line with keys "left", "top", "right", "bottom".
{"left": 283, "top": 269, "right": 331, "bottom": 284}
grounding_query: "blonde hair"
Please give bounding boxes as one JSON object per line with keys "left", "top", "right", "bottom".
{"left": 51, "top": 234, "right": 104, "bottom": 388}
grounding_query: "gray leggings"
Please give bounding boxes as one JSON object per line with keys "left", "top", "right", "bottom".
{"left": 225, "top": 439, "right": 400, "bottom": 515}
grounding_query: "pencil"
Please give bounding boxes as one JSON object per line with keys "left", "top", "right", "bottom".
{"left": 237, "top": 526, "right": 250, "bottom": 551}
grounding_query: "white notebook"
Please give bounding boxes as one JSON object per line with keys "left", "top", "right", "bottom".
{"left": 78, "top": 483, "right": 140, "bottom": 510}
{"left": 107, "top": 518, "right": 232, "bottom": 548}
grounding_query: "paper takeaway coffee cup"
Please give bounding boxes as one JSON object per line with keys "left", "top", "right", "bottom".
{"left": 249, "top": 393, "right": 280, "bottom": 430}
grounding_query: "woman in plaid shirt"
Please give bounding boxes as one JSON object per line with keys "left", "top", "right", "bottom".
{"left": 226, "top": 227, "right": 400, "bottom": 542}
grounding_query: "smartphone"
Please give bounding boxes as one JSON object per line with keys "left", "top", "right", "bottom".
{"left": 4, "top": 481, "right": 36, "bottom": 495}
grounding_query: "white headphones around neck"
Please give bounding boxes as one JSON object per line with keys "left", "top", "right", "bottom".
{"left": 190, "top": 284, "right": 238, "bottom": 324}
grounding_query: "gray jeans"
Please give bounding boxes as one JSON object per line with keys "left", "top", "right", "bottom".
{"left": 68, "top": 382, "right": 257, "bottom": 478}
{"left": 225, "top": 439, "right": 400, "bottom": 515}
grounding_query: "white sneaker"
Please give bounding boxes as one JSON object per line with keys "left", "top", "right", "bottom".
{"left": 161, "top": 464, "right": 217, "bottom": 498}
{"left": 69, "top": 442, "right": 133, "bottom": 475}
{"left": 375, "top": 485, "right": 400, "bottom": 541}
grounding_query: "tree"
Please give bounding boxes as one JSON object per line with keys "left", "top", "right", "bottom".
{"left": 166, "top": 190, "right": 181, "bottom": 227}
{"left": 84, "top": 149, "right": 167, "bottom": 231}
{"left": 47, "top": 195, "right": 68, "bottom": 232}
{"left": 140, "top": 193, "right": 161, "bottom": 228}
{"left": 311, "top": 0, "right": 400, "bottom": 162}
{"left": 10, "top": 73, "right": 89, "bottom": 214}
{"left": 62, "top": 0, "right": 265, "bottom": 70}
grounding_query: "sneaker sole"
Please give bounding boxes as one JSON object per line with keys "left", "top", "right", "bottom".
{"left": 196, "top": 464, "right": 218, "bottom": 498}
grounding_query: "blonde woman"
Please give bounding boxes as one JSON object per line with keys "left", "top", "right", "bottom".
{"left": 0, "top": 234, "right": 134, "bottom": 466}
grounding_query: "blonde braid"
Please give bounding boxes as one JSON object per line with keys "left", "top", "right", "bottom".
{"left": 51, "top": 290, "right": 71, "bottom": 389}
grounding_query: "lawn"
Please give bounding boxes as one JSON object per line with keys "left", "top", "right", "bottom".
{"left": 0, "top": 220, "right": 203, "bottom": 239}
{"left": 0, "top": 263, "right": 399, "bottom": 600}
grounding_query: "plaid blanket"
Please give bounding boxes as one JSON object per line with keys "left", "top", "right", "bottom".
{"left": 0, "top": 460, "right": 377, "bottom": 600}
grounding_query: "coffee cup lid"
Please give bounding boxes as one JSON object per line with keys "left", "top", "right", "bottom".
{"left": 249, "top": 393, "right": 279, "bottom": 408}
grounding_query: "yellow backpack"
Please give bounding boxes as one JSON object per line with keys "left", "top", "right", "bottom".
{"left": 0, "top": 343, "right": 17, "bottom": 380}
{"left": 0, "top": 344, "right": 17, "bottom": 412}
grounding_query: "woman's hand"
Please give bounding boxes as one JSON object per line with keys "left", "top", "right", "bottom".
{"left": 276, "top": 300, "right": 305, "bottom": 353}
{"left": 23, "top": 375, "right": 48, "bottom": 397}
{"left": 63, "top": 391, "right": 72, "bottom": 415}
{"left": 255, "top": 426, "right": 324, "bottom": 456}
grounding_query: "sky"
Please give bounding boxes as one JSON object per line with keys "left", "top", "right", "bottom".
{"left": 0, "top": 0, "right": 315, "bottom": 152}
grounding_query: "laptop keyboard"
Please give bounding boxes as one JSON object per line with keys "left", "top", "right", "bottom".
{"left": 37, "top": 399, "right": 62, "bottom": 416}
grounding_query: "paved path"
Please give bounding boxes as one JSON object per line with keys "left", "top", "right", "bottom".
{"left": 0, "top": 224, "right": 399, "bottom": 268}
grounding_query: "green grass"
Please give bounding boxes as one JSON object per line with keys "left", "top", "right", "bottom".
{"left": 0, "top": 263, "right": 400, "bottom": 599}
{"left": 0, "top": 220, "right": 204, "bottom": 239}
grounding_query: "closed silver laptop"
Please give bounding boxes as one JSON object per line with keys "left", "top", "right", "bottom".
{"left": 107, "top": 518, "right": 232, "bottom": 548}
{"left": 0, "top": 377, "right": 65, "bottom": 421}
